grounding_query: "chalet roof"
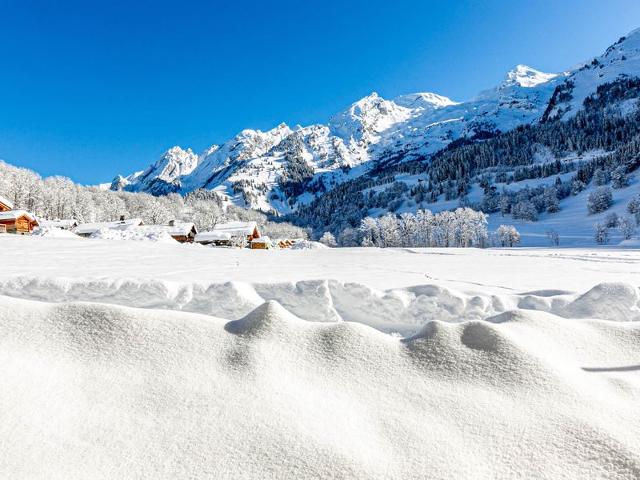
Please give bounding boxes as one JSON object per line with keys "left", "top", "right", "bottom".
{"left": 40, "top": 219, "right": 79, "bottom": 229}
{"left": 74, "top": 218, "right": 143, "bottom": 235}
{"left": 210, "top": 221, "right": 258, "bottom": 237}
{"left": 0, "top": 210, "right": 38, "bottom": 222}
{"left": 0, "top": 194, "right": 14, "bottom": 210}
{"left": 194, "top": 231, "right": 232, "bottom": 242}
{"left": 138, "top": 223, "right": 197, "bottom": 237}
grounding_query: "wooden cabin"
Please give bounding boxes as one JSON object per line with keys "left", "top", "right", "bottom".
{"left": 0, "top": 210, "right": 39, "bottom": 234}
{"left": 277, "top": 239, "right": 293, "bottom": 249}
{"left": 0, "top": 195, "right": 14, "bottom": 212}
{"left": 251, "top": 236, "right": 271, "bottom": 249}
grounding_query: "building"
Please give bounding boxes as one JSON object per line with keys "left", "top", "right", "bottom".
{"left": 0, "top": 195, "right": 13, "bottom": 212}
{"left": 74, "top": 217, "right": 144, "bottom": 237}
{"left": 39, "top": 219, "right": 79, "bottom": 230}
{"left": 194, "top": 221, "right": 260, "bottom": 246}
{"left": 137, "top": 221, "right": 198, "bottom": 243}
{"left": 250, "top": 236, "right": 271, "bottom": 249}
{"left": 0, "top": 210, "right": 39, "bottom": 234}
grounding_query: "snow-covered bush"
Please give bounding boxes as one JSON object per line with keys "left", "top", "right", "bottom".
{"left": 618, "top": 217, "right": 636, "bottom": 240}
{"left": 319, "top": 232, "right": 337, "bottom": 247}
{"left": 593, "top": 223, "right": 609, "bottom": 245}
{"left": 497, "top": 225, "right": 521, "bottom": 247}
{"left": 587, "top": 187, "right": 613, "bottom": 214}
{"left": 604, "top": 212, "right": 619, "bottom": 228}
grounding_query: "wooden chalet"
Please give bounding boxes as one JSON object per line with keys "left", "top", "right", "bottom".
{"left": 0, "top": 210, "right": 39, "bottom": 234}
{"left": 0, "top": 195, "right": 14, "bottom": 212}
{"left": 250, "top": 236, "right": 271, "bottom": 249}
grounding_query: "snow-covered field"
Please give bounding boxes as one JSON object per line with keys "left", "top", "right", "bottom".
{"left": 1, "top": 236, "right": 639, "bottom": 479}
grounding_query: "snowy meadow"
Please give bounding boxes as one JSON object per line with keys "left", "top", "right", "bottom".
{"left": 0, "top": 235, "right": 639, "bottom": 478}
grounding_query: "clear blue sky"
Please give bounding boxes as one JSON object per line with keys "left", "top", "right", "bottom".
{"left": 1, "top": 0, "right": 639, "bottom": 184}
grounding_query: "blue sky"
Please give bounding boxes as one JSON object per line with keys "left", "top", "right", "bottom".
{"left": 1, "top": 0, "right": 640, "bottom": 184}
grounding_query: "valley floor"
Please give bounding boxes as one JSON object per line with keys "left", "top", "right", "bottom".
{"left": 1, "top": 236, "right": 639, "bottom": 479}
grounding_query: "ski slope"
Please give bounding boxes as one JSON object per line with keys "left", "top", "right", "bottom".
{"left": 0, "top": 236, "right": 639, "bottom": 479}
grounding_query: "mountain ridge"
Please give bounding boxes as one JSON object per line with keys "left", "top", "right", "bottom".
{"left": 112, "top": 28, "right": 640, "bottom": 217}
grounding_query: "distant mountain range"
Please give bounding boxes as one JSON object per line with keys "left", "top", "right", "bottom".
{"left": 112, "top": 28, "right": 640, "bottom": 219}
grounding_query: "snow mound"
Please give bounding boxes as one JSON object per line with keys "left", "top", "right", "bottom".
{"left": 90, "top": 227, "right": 176, "bottom": 243}
{"left": 559, "top": 282, "right": 640, "bottom": 322}
{"left": 1, "top": 277, "right": 637, "bottom": 335}
{"left": 291, "top": 240, "right": 328, "bottom": 250}
{"left": 1, "top": 295, "right": 639, "bottom": 478}
{"left": 31, "top": 227, "right": 80, "bottom": 239}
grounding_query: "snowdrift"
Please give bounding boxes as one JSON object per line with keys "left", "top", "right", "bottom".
{"left": 0, "top": 295, "right": 639, "bottom": 479}
{"left": 1, "top": 277, "right": 638, "bottom": 335}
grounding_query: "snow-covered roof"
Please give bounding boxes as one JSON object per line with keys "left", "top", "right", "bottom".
{"left": 0, "top": 194, "right": 14, "bottom": 210}
{"left": 194, "top": 231, "right": 232, "bottom": 242}
{"left": 0, "top": 210, "right": 37, "bottom": 222}
{"left": 251, "top": 236, "right": 271, "bottom": 244}
{"left": 209, "top": 221, "right": 258, "bottom": 237}
{"left": 138, "top": 223, "right": 196, "bottom": 237}
{"left": 74, "top": 218, "right": 143, "bottom": 235}
{"left": 39, "top": 219, "right": 78, "bottom": 229}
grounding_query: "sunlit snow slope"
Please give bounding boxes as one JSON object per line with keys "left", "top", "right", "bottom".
{"left": 0, "top": 237, "right": 639, "bottom": 478}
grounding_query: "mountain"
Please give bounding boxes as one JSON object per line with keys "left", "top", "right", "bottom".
{"left": 112, "top": 29, "right": 640, "bottom": 219}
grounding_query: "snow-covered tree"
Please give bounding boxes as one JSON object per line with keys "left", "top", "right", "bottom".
{"left": 627, "top": 195, "right": 640, "bottom": 225}
{"left": 618, "top": 217, "right": 635, "bottom": 240}
{"left": 587, "top": 187, "right": 613, "bottom": 214}
{"left": 319, "top": 231, "right": 337, "bottom": 247}
{"left": 594, "top": 223, "right": 609, "bottom": 245}
{"left": 496, "top": 225, "right": 521, "bottom": 247}
{"left": 611, "top": 166, "right": 629, "bottom": 189}
{"left": 546, "top": 229, "right": 560, "bottom": 246}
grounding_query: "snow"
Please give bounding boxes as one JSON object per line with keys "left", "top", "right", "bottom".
{"left": 251, "top": 235, "right": 271, "bottom": 244}
{"left": 503, "top": 64, "right": 558, "bottom": 88}
{"left": 0, "top": 237, "right": 639, "bottom": 478}
{"left": 290, "top": 239, "right": 328, "bottom": 250}
{"left": 208, "top": 221, "right": 257, "bottom": 236}
{"left": 39, "top": 219, "right": 78, "bottom": 230}
{"left": 194, "top": 230, "right": 231, "bottom": 242}
{"left": 31, "top": 227, "right": 80, "bottom": 238}
{"left": 74, "top": 218, "right": 143, "bottom": 236}
{"left": 137, "top": 223, "right": 196, "bottom": 237}
{"left": 90, "top": 227, "right": 176, "bottom": 243}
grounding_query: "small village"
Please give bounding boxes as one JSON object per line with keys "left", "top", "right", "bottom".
{"left": 0, "top": 193, "right": 298, "bottom": 249}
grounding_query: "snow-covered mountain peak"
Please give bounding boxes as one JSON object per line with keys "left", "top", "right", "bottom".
{"left": 503, "top": 65, "right": 558, "bottom": 88}
{"left": 329, "top": 92, "right": 412, "bottom": 142}
{"left": 393, "top": 92, "right": 458, "bottom": 110}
